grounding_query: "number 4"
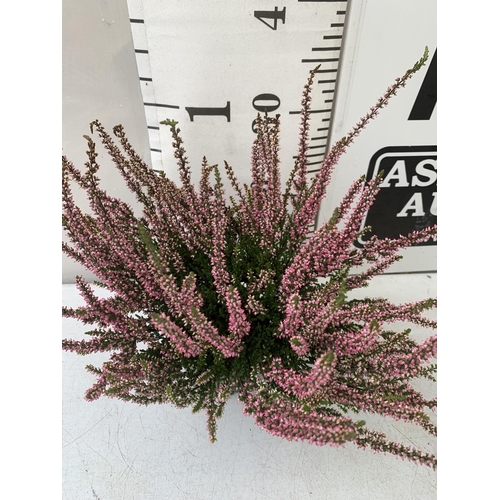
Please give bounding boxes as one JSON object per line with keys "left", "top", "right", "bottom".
{"left": 254, "top": 7, "right": 286, "bottom": 30}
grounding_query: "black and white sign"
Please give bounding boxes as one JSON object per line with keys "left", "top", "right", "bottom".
{"left": 355, "top": 146, "right": 436, "bottom": 247}
{"left": 356, "top": 49, "right": 436, "bottom": 247}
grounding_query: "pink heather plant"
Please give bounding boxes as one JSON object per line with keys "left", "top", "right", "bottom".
{"left": 62, "top": 48, "right": 436, "bottom": 469}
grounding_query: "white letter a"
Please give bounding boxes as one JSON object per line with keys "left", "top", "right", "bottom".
{"left": 396, "top": 193, "right": 425, "bottom": 217}
{"left": 380, "top": 160, "right": 409, "bottom": 187}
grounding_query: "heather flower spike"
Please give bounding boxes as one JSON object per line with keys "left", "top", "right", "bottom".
{"left": 63, "top": 47, "right": 436, "bottom": 468}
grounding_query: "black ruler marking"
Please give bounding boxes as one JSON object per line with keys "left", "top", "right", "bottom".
{"left": 135, "top": 49, "right": 149, "bottom": 54}
{"left": 148, "top": 126, "right": 160, "bottom": 130}
{"left": 289, "top": 108, "right": 332, "bottom": 115}
{"left": 293, "top": 152, "right": 326, "bottom": 159}
{"left": 294, "top": 8, "right": 347, "bottom": 234}
{"left": 307, "top": 167, "right": 322, "bottom": 174}
{"left": 144, "top": 102, "right": 180, "bottom": 109}
{"left": 302, "top": 58, "right": 339, "bottom": 63}
{"left": 130, "top": 18, "right": 145, "bottom": 24}
{"left": 139, "top": 77, "right": 153, "bottom": 82}
{"left": 151, "top": 148, "right": 162, "bottom": 153}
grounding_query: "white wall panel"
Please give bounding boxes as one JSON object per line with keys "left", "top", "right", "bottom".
{"left": 62, "top": 0, "right": 151, "bottom": 283}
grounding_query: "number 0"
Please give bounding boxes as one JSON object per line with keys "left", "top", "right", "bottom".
{"left": 252, "top": 94, "right": 281, "bottom": 113}
{"left": 252, "top": 94, "right": 280, "bottom": 133}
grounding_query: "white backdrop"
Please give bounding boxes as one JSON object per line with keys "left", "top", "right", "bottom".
{"left": 62, "top": 0, "right": 436, "bottom": 278}
{"left": 62, "top": 0, "right": 151, "bottom": 283}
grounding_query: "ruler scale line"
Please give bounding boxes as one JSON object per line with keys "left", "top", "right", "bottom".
{"left": 312, "top": 47, "right": 339, "bottom": 51}
{"left": 293, "top": 153, "right": 327, "bottom": 159}
{"left": 289, "top": 109, "right": 332, "bottom": 114}
{"left": 144, "top": 102, "right": 180, "bottom": 109}
{"left": 302, "top": 58, "right": 339, "bottom": 63}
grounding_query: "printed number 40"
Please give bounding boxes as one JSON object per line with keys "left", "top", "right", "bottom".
{"left": 254, "top": 7, "right": 286, "bottom": 30}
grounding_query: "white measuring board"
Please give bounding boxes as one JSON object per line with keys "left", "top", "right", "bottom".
{"left": 126, "top": 0, "right": 349, "bottom": 194}
{"left": 125, "top": 0, "right": 436, "bottom": 272}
